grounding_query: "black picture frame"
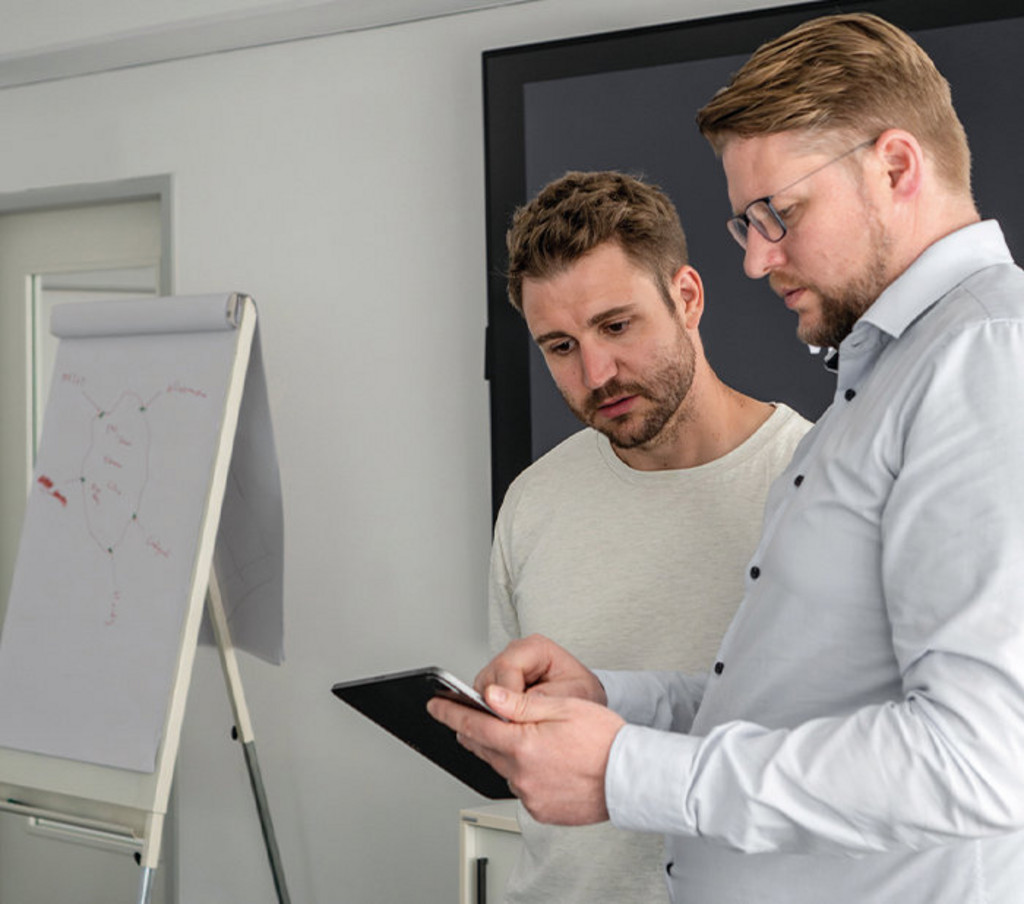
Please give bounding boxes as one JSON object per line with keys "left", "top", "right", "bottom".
{"left": 482, "top": 0, "right": 1024, "bottom": 519}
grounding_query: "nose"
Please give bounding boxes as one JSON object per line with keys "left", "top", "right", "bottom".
{"left": 743, "top": 229, "right": 786, "bottom": 280}
{"left": 579, "top": 341, "right": 616, "bottom": 391}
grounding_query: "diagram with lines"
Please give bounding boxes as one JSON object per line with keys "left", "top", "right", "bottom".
{"left": 33, "top": 374, "right": 211, "bottom": 626}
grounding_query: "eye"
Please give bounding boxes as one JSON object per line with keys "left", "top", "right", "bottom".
{"left": 545, "top": 338, "right": 576, "bottom": 356}
{"left": 773, "top": 202, "right": 797, "bottom": 222}
{"left": 603, "top": 318, "right": 630, "bottom": 336}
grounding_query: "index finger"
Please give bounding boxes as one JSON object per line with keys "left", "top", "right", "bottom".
{"left": 473, "top": 635, "right": 553, "bottom": 695}
{"left": 474, "top": 659, "right": 528, "bottom": 695}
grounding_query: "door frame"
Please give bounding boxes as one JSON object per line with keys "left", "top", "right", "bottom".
{"left": 0, "top": 175, "right": 173, "bottom": 296}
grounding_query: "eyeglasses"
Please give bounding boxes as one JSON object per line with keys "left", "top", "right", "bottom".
{"left": 726, "top": 138, "right": 877, "bottom": 250}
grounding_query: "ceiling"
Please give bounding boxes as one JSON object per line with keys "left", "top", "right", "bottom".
{"left": 0, "top": 0, "right": 537, "bottom": 89}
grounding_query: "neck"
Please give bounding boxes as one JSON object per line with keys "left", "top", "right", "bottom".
{"left": 613, "top": 361, "right": 775, "bottom": 471}
{"left": 885, "top": 189, "right": 981, "bottom": 288}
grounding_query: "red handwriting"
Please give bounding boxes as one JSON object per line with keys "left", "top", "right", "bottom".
{"left": 166, "top": 381, "right": 207, "bottom": 399}
{"left": 104, "top": 423, "right": 135, "bottom": 448}
{"left": 61, "top": 373, "right": 85, "bottom": 386}
{"left": 103, "top": 456, "right": 123, "bottom": 469}
{"left": 147, "top": 537, "right": 170, "bottom": 558}
{"left": 37, "top": 475, "right": 68, "bottom": 506}
{"left": 104, "top": 591, "right": 120, "bottom": 627}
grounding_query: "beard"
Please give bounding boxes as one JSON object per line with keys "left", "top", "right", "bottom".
{"left": 778, "top": 206, "right": 894, "bottom": 349}
{"left": 563, "top": 324, "right": 696, "bottom": 450}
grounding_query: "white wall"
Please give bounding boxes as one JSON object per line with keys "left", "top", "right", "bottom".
{"left": 0, "top": 0, "right": 798, "bottom": 900}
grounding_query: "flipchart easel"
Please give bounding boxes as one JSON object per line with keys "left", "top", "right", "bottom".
{"left": 0, "top": 294, "right": 290, "bottom": 904}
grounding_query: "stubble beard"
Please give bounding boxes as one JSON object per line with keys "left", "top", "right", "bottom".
{"left": 566, "top": 324, "right": 696, "bottom": 451}
{"left": 796, "top": 208, "right": 894, "bottom": 349}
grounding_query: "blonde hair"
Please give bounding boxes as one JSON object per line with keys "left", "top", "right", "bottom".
{"left": 696, "top": 13, "right": 971, "bottom": 193}
{"left": 505, "top": 171, "right": 688, "bottom": 314}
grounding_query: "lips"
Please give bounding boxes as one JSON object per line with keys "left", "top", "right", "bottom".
{"left": 781, "top": 287, "right": 805, "bottom": 309}
{"left": 771, "top": 282, "right": 803, "bottom": 308}
{"left": 770, "top": 275, "right": 805, "bottom": 309}
{"left": 596, "top": 395, "right": 638, "bottom": 419}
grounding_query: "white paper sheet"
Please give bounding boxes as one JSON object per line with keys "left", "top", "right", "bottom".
{"left": 205, "top": 325, "right": 285, "bottom": 664}
{"left": 0, "top": 294, "right": 283, "bottom": 773}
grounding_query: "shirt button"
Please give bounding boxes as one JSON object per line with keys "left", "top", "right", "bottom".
{"left": 794, "top": 474, "right": 804, "bottom": 487}
{"left": 750, "top": 565, "right": 760, "bottom": 579}
{"left": 714, "top": 662, "right": 725, "bottom": 675}
{"left": 844, "top": 388, "right": 857, "bottom": 401}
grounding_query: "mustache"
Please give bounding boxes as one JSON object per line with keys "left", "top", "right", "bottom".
{"left": 584, "top": 380, "right": 648, "bottom": 414}
{"left": 769, "top": 273, "right": 797, "bottom": 296}
{"left": 770, "top": 271, "right": 819, "bottom": 299}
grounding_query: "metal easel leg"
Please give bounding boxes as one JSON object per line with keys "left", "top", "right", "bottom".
{"left": 241, "top": 737, "right": 291, "bottom": 904}
{"left": 136, "top": 866, "right": 156, "bottom": 904}
{"left": 207, "top": 569, "right": 291, "bottom": 904}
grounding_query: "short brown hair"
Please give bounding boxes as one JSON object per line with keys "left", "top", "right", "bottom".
{"left": 506, "top": 171, "right": 688, "bottom": 313}
{"left": 696, "top": 13, "right": 971, "bottom": 193}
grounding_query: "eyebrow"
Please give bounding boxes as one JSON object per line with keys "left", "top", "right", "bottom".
{"left": 532, "top": 305, "right": 636, "bottom": 345}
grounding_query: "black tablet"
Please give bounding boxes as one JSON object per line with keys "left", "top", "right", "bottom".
{"left": 331, "top": 666, "right": 513, "bottom": 799}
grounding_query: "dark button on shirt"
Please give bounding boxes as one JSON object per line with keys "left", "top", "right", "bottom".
{"left": 714, "top": 661, "right": 725, "bottom": 675}
{"left": 844, "top": 388, "right": 857, "bottom": 401}
{"left": 750, "top": 566, "right": 761, "bottom": 579}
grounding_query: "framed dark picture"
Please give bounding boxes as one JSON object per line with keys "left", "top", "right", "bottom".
{"left": 482, "top": 0, "right": 1024, "bottom": 518}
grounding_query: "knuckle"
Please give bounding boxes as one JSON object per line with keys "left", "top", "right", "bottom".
{"left": 515, "top": 696, "right": 536, "bottom": 723}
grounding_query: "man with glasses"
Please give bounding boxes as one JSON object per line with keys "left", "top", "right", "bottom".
{"left": 431, "top": 13, "right": 1024, "bottom": 903}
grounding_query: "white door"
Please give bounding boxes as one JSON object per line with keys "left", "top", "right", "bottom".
{"left": 0, "top": 198, "right": 168, "bottom": 904}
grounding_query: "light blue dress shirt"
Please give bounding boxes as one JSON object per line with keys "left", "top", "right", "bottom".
{"left": 599, "top": 221, "right": 1024, "bottom": 903}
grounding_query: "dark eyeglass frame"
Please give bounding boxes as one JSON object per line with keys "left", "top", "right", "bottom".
{"left": 726, "top": 138, "right": 878, "bottom": 250}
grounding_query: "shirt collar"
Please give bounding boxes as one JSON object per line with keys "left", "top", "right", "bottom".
{"left": 859, "top": 220, "right": 1013, "bottom": 341}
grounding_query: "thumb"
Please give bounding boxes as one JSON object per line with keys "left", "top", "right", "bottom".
{"left": 485, "top": 684, "right": 562, "bottom": 723}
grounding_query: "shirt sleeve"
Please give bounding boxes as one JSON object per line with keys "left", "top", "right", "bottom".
{"left": 596, "top": 669, "right": 706, "bottom": 732}
{"left": 606, "top": 318, "right": 1024, "bottom": 855}
{"left": 487, "top": 504, "right": 521, "bottom": 656}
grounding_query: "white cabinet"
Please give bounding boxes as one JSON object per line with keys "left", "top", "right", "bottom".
{"left": 459, "top": 801, "right": 521, "bottom": 904}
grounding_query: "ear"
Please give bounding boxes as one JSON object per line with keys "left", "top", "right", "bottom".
{"left": 672, "top": 265, "right": 705, "bottom": 330}
{"left": 872, "top": 128, "right": 924, "bottom": 202}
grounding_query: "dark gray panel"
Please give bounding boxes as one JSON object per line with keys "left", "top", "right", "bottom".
{"left": 519, "top": 16, "right": 1024, "bottom": 461}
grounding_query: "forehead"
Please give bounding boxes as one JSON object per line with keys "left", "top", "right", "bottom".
{"left": 520, "top": 242, "right": 658, "bottom": 329}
